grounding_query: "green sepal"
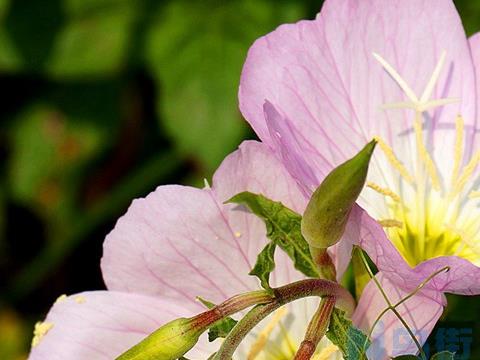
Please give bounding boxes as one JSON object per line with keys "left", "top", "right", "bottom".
{"left": 197, "top": 297, "right": 237, "bottom": 342}
{"left": 326, "top": 308, "right": 370, "bottom": 360}
{"left": 227, "top": 192, "right": 319, "bottom": 278}
{"left": 116, "top": 318, "right": 202, "bottom": 360}
{"left": 301, "top": 140, "right": 376, "bottom": 249}
{"left": 249, "top": 242, "right": 276, "bottom": 293}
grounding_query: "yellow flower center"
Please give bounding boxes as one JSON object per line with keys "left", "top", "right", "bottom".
{"left": 367, "top": 52, "right": 480, "bottom": 267}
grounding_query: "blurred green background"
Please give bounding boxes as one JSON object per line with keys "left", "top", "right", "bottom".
{"left": 0, "top": 1, "right": 478, "bottom": 359}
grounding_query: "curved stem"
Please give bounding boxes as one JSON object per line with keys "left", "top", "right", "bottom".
{"left": 293, "top": 296, "right": 336, "bottom": 360}
{"left": 366, "top": 265, "right": 449, "bottom": 349}
{"left": 213, "top": 279, "right": 354, "bottom": 360}
{"left": 213, "top": 302, "right": 281, "bottom": 360}
{"left": 309, "top": 246, "right": 337, "bottom": 281}
{"left": 358, "top": 250, "right": 427, "bottom": 360}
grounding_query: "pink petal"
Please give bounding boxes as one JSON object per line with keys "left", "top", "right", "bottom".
{"left": 414, "top": 256, "right": 480, "bottom": 295}
{"left": 262, "top": 101, "right": 320, "bottom": 195}
{"left": 28, "top": 291, "right": 215, "bottom": 360}
{"left": 102, "top": 184, "right": 257, "bottom": 310}
{"left": 353, "top": 272, "right": 445, "bottom": 359}
{"left": 240, "top": 0, "right": 476, "bottom": 188}
{"left": 212, "top": 140, "right": 310, "bottom": 287}
{"left": 346, "top": 205, "right": 480, "bottom": 295}
{"left": 212, "top": 140, "right": 307, "bottom": 214}
{"left": 102, "top": 141, "right": 310, "bottom": 310}
{"left": 469, "top": 32, "right": 480, "bottom": 154}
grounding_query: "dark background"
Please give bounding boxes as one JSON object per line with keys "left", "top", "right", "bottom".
{"left": 0, "top": 0, "right": 478, "bottom": 358}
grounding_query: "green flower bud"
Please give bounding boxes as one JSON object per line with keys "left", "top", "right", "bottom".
{"left": 117, "top": 317, "right": 203, "bottom": 360}
{"left": 301, "top": 140, "right": 376, "bottom": 249}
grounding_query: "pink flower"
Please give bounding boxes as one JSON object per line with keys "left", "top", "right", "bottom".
{"left": 240, "top": 0, "right": 480, "bottom": 357}
{"left": 28, "top": 142, "right": 355, "bottom": 359}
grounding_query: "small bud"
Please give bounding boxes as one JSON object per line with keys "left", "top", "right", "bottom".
{"left": 301, "top": 140, "right": 376, "bottom": 249}
{"left": 117, "top": 317, "right": 204, "bottom": 360}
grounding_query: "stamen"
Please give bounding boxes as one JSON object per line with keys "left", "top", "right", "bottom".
{"left": 413, "top": 118, "right": 441, "bottom": 192}
{"left": 446, "top": 224, "right": 480, "bottom": 257}
{"left": 420, "top": 51, "right": 446, "bottom": 103}
{"left": 374, "top": 136, "right": 415, "bottom": 184}
{"left": 453, "top": 150, "right": 480, "bottom": 196}
{"left": 311, "top": 344, "right": 339, "bottom": 359}
{"left": 451, "top": 115, "right": 465, "bottom": 188}
{"left": 378, "top": 219, "right": 403, "bottom": 228}
{"left": 367, "top": 182, "right": 401, "bottom": 202}
{"left": 247, "top": 307, "right": 287, "bottom": 359}
{"left": 372, "top": 53, "right": 418, "bottom": 103}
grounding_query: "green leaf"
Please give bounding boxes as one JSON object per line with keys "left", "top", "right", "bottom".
{"left": 8, "top": 103, "right": 102, "bottom": 215}
{"left": 1, "top": 0, "right": 63, "bottom": 72}
{"left": 391, "top": 356, "right": 420, "bottom": 360}
{"left": 45, "top": 2, "right": 137, "bottom": 78}
{"left": 431, "top": 352, "right": 455, "bottom": 360}
{"left": 145, "top": 0, "right": 306, "bottom": 171}
{"left": 326, "top": 308, "right": 370, "bottom": 360}
{"left": 197, "top": 297, "right": 238, "bottom": 342}
{"left": 249, "top": 242, "right": 276, "bottom": 293}
{"left": 228, "top": 191, "right": 319, "bottom": 278}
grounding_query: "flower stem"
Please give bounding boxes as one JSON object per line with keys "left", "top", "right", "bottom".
{"left": 357, "top": 249, "right": 427, "bottom": 360}
{"left": 366, "top": 266, "right": 449, "bottom": 349}
{"left": 309, "top": 246, "right": 337, "bottom": 281}
{"left": 213, "top": 279, "right": 354, "bottom": 359}
{"left": 193, "top": 290, "right": 275, "bottom": 329}
{"left": 293, "top": 296, "right": 336, "bottom": 360}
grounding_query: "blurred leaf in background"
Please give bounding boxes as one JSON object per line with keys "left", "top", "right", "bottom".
{"left": 0, "top": 308, "right": 29, "bottom": 360}
{"left": 46, "top": 0, "right": 138, "bottom": 78}
{"left": 145, "top": 0, "right": 304, "bottom": 171}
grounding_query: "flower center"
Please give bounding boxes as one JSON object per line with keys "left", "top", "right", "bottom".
{"left": 367, "top": 52, "right": 480, "bottom": 267}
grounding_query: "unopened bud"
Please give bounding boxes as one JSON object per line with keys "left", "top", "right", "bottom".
{"left": 301, "top": 140, "right": 376, "bottom": 249}
{"left": 117, "top": 317, "right": 204, "bottom": 360}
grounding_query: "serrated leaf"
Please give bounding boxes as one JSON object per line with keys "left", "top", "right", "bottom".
{"left": 326, "top": 308, "right": 370, "bottom": 360}
{"left": 228, "top": 191, "right": 319, "bottom": 278}
{"left": 249, "top": 242, "right": 276, "bottom": 293}
{"left": 431, "top": 351, "right": 455, "bottom": 360}
{"left": 197, "top": 297, "right": 238, "bottom": 342}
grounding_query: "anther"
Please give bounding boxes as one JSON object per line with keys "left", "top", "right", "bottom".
{"left": 367, "top": 182, "right": 401, "bottom": 202}
{"left": 374, "top": 136, "right": 415, "bottom": 184}
{"left": 378, "top": 219, "right": 403, "bottom": 228}
{"left": 247, "top": 307, "right": 287, "bottom": 359}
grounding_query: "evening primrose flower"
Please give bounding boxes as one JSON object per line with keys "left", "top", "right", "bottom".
{"left": 240, "top": 0, "right": 480, "bottom": 357}
{"left": 28, "top": 141, "right": 360, "bottom": 360}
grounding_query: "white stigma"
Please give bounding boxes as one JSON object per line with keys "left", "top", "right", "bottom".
{"left": 373, "top": 50, "right": 460, "bottom": 112}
